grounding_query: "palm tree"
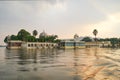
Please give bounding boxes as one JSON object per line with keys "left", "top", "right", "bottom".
{"left": 7, "top": 35, "right": 11, "bottom": 41}
{"left": 93, "top": 29, "right": 98, "bottom": 42}
{"left": 33, "top": 30, "right": 38, "bottom": 38}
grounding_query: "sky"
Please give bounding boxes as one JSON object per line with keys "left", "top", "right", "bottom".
{"left": 0, "top": 0, "right": 120, "bottom": 45}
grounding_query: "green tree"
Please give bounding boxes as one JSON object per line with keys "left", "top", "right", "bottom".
{"left": 82, "top": 37, "right": 92, "bottom": 42}
{"left": 10, "top": 35, "right": 18, "bottom": 40}
{"left": 109, "top": 38, "right": 119, "bottom": 47}
{"left": 33, "top": 30, "right": 38, "bottom": 38}
{"left": 26, "top": 36, "right": 36, "bottom": 42}
{"left": 93, "top": 29, "right": 98, "bottom": 42}
{"left": 4, "top": 36, "right": 8, "bottom": 43}
{"left": 4, "top": 35, "right": 11, "bottom": 43}
{"left": 47, "top": 35, "right": 58, "bottom": 42}
{"left": 54, "top": 39, "right": 61, "bottom": 43}
{"left": 17, "top": 29, "right": 31, "bottom": 41}
{"left": 39, "top": 35, "right": 58, "bottom": 42}
{"left": 4, "top": 35, "right": 18, "bottom": 43}
{"left": 39, "top": 36, "right": 46, "bottom": 42}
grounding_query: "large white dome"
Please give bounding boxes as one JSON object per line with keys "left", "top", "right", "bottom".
{"left": 39, "top": 31, "right": 48, "bottom": 37}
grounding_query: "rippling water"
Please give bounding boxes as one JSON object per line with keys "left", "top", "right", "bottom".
{"left": 0, "top": 47, "right": 120, "bottom": 80}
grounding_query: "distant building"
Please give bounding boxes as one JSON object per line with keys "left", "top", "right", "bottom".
{"left": 21, "top": 42, "right": 57, "bottom": 49}
{"left": 6, "top": 32, "right": 112, "bottom": 49}
{"left": 39, "top": 30, "right": 48, "bottom": 38}
{"left": 6, "top": 40, "right": 22, "bottom": 49}
{"left": 59, "top": 40, "right": 85, "bottom": 49}
{"left": 59, "top": 34, "right": 85, "bottom": 49}
{"left": 6, "top": 31, "right": 58, "bottom": 49}
{"left": 6, "top": 40, "right": 57, "bottom": 49}
{"left": 85, "top": 41, "right": 111, "bottom": 48}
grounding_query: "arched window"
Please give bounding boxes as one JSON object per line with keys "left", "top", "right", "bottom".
{"left": 28, "top": 44, "right": 30, "bottom": 47}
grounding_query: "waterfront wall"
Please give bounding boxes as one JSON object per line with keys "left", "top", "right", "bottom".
{"left": 21, "top": 42, "right": 58, "bottom": 49}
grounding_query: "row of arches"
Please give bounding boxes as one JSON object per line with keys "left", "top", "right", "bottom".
{"left": 27, "top": 43, "right": 57, "bottom": 49}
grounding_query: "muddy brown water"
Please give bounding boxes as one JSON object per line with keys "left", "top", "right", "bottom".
{"left": 0, "top": 47, "right": 120, "bottom": 80}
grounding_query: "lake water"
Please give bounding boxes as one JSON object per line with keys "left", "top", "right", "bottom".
{"left": 0, "top": 47, "right": 120, "bottom": 80}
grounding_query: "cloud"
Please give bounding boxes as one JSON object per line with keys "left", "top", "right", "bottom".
{"left": 0, "top": 0, "right": 66, "bottom": 24}
{"left": 90, "top": 0, "right": 120, "bottom": 14}
{"left": 81, "top": 12, "right": 120, "bottom": 38}
{"left": 0, "top": 0, "right": 120, "bottom": 44}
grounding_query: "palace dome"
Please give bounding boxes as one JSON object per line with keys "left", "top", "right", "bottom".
{"left": 39, "top": 31, "right": 48, "bottom": 37}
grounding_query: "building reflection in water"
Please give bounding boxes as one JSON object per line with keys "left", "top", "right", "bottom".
{"left": 71, "top": 48, "right": 105, "bottom": 80}
{"left": 5, "top": 48, "right": 61, "bottom": 72}
{"left": 73, "top": 49, "right": 83, "bottom": 80}
{"left": 4, "top": 48, "right": 120, "bottom": 80}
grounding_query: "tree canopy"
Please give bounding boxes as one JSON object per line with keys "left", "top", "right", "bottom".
{"left": 38, "top": 35, "right": 58, "bottom": 42}
{"left": 99, "top": 38, "right": 120, "bottom": 47}
{"left": 4, "top": 35, "right": 18, "bottom": 43}
{"left": 17, "top": 29, "right": 31, "bottom": 41}
{"left": 82, "top": 37, "right": 92, "bottom": 42}
{"left": 4, "top": 29, "right": 59, "bottom": 43}
{"left": 33, "top": 30, "right": 38, "bottom": 37}
{"left": 93, "top": 29, "right": 98, "bottom": 37}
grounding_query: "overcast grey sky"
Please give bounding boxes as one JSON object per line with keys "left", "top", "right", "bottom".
{"left": 0, "top": 0, "right": 120, "bottom": 45}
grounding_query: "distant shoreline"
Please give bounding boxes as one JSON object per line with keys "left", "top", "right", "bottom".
{"left": 0, "top": 45, "right": 6, "bottom": 47}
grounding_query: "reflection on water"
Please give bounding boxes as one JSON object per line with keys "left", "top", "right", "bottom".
{"left": 0, "top": 47, "right": 120, "bottom": 80}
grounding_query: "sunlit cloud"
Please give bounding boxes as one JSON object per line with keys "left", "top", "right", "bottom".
{"left": 0, "top": 0, "right": 120, "bottom": 45}
{"left": 81, "top": 13, "right": 120, "bottom": 38}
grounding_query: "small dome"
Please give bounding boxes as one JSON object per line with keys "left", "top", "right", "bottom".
{"left": 74, "top": 34, "right": 79, "bottom": 39}
{"left": 39, "top": 31, "right": 48, "bottom": 37}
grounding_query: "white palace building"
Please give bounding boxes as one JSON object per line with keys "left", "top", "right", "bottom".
{"left": 6, "top": 32, "right": 111, "bottom": 49}
{"left": 7, "top": 41, "right": 57, "bottom": 49}
{"left": 6, "top": 31, "right": 57, "bottom": 49}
